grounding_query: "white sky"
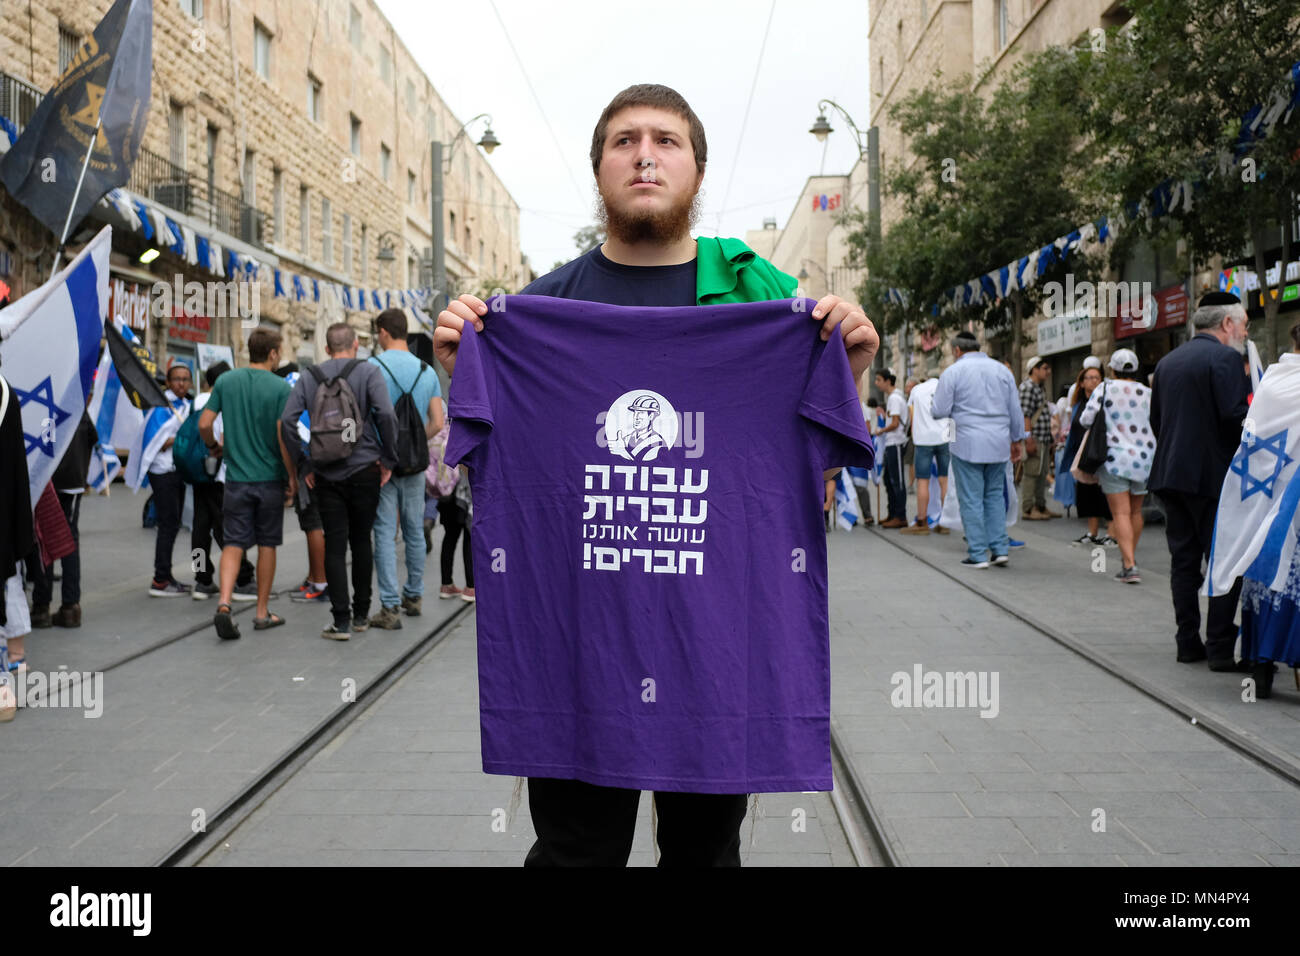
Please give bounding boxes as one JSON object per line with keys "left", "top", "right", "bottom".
{"left": 375, "top": 0, "right": 870, "bottom": 273}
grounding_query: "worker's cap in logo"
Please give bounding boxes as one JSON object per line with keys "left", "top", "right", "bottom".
{"left": 627, "top": 395, "right": 661, "bottom": 414}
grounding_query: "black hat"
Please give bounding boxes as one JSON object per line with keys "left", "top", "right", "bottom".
{"left": 1197, "top": 291, "right": 1241, "bottom": 307}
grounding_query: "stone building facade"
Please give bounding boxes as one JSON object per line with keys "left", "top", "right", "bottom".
{"left": 1, "top": 0, "right": 525, "bottom": 372}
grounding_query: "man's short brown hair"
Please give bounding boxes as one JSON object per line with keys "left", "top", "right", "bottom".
{"left": 247, "top": 328, "right": 282, "bottom": 364}
{"left": 326, "top": 322, "right": 357, "bottom": 354}
{"left": 590, "top": 84, "right": 707, "bottom": 177}
{"left": 375, "top": 308, "right": 408, "bottom": 340}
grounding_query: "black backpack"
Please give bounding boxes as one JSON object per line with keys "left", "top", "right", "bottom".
{"left": 308, "top": 358, "right": 363, "bottom": 464}
{"left": 374, "top": 356, "right": 431, "bottom": 477}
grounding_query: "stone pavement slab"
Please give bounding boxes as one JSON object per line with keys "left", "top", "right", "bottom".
{"left": 825, "top": 525, "right": 1299, "bottom": 866}
{"left": 204, "top": 613, "right": 858, "bottom": 867}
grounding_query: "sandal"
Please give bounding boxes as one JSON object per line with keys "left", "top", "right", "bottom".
{"left": 214, "top": 603, "right": 241, "bottom": 641}
{"left": 253, "top": 612, "right": 286, "bottom": 631}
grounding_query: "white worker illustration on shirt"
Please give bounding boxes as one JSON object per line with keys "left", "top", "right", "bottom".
{"left": 614, "top": 394, "right": 668, "bottom": 461}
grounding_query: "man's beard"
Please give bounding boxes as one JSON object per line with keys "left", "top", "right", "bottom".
{"left": 596, "top": 181, "right": 701, "bottom": 245}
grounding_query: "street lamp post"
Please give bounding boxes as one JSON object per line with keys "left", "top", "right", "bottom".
{"left": 808, "top": 99, "right": 888, "bottom": 377}
{"left": 431, "top": 114, "right": 500, "bottom": 314}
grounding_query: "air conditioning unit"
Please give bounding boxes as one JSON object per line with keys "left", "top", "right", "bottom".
{"left": 152, "top": 182, "right": 192, "bottom": 214}
{"left": 240, "top": 208, "right": 264, "bottom": 245}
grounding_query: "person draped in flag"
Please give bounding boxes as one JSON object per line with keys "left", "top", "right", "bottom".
{"left": 127, "top": 364, "right": 193, "bottom": 597}
{"left": 1206, "top": 322, "right": 1300, "bottom": 698}
{"left": 1148, "top": 292, "right": 1252, "bottom": 668}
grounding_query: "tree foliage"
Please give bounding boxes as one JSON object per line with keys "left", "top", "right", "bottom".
{"left": 1079, "top": 0, "right": 1300, "bottom": 358}
{"left": 843, "top": 51, "right": 1096, "bottom": 343}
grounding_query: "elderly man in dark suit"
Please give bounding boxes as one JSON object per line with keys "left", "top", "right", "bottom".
{"left": 1148, "top": 292, "right": 1251, "bottom": 668}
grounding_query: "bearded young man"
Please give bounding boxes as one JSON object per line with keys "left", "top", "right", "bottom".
{"left": 435, "top": 84, "right": 878, "bottom": 867}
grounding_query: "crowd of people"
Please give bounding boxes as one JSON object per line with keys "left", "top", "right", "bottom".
{"left": 1, "top": 308, "right": 476, "bottom": 718}
{"left": 864, "top": 290, "right": 1298, "bottom": 697}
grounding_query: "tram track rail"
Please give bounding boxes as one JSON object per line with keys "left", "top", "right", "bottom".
{"left": 155, "top": 604, "right": 475, "bottom": 867}
{"left": 868, "top": 525, "right": 1300, "bottom": 792}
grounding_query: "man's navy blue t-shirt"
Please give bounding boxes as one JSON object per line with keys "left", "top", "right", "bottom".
{"left": 522, "top": 245, "right": 696, "bottom": 307}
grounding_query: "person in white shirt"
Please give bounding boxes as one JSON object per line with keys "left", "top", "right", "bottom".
{"left": 901, "top": 376, "right": 954, "bottom": 535}
{"left": 872, "top": 368, "right": 909, "bottom": 528}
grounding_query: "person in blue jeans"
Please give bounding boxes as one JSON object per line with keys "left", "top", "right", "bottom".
{"left": 931, "top": 332, "right": 1027, "bottom": 568}
{"left": 368, "top": 309, "right": 445, "bottom": 629}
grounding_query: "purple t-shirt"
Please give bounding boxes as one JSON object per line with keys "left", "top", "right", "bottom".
{"left": 446, "top": 294, "right": 873, "bottom": 793}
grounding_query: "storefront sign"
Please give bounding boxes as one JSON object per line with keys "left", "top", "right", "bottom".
{"left": 167, "top": 310, "right": 211, "bottom": 344}
{"left": 812, "top": 193, "right": 842, "bottom": 212}
{"left": 109, "top": 277, "right": 151, "bottom": 333}
{"left": 1114, "top": 283, "right": 1188, "bottom": 339}
{"left": 1037, "top": 312, "right": 1092, "bottom": 356}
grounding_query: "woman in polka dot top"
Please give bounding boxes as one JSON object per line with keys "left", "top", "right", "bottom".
{"left": 1080, "top": 349, "right": 1154, "bottom": 584}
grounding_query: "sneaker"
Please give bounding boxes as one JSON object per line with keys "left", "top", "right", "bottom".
{"left": 292, "top": 585, "right": 329, "bottom": 604}
{"left": 900, "top": 520, "right": 930, "bottom": 535}
{"left": 192, "top": 581, "right": 219, "bottom": 600}
{"left": 230, "top": 582, "right": 258, "bottom": 603}
{"left": 149, "top": 578, "right": 190, "bottom": 597}
{"left": 991, "top": 554, "right": 1010, "bottom": 566}
{"left": 960, "top": 557, "right": 990, "bottom": 569}
{"left": 1095, "top": 535, "right": 1118, "bottom": 548}
{"left": 1071, "top": 533, "right": 1095, "bottom": 547}
{"left": 1008, "top": 539, "right": 1025, "bottom": 549}
{"left": 401, "top": 595, "right": 422, "bottom": 617}
{"left": 351, "top": 616, "right": 371, "bottom": 633}
{"left": 460, "top": 587, "right": 476, "bottom": 603}
{"left": 369, "top": 606, "right": 404, "bottom": 630}
{"left": 1115, "top": 565, "right": 1142, "bottom": 584}
{"left": 932, "top": 524, "right": 950, "bottom": 535}
{"left": 321, "top": 623, "right": 350, "bottom": 641}
{"left": 439, "top": 584, "right": 462, "bottom": 599}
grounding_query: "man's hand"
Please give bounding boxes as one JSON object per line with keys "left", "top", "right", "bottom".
{"left": 1026, "top": 436, "right": 1038, "bottom": 457}
{"left": 380, "top": 464, "right": 392, "bottom": 487}
{"left": 812, "top": 295, "right": 879, "bottom": 384}
{"left": 305, "top": 472, "right": 316, "bottom": 490}
{"left": 285, "top": 475, "right": 298, "bottom": 507}
{"left": 1011, "top": 440, "right": 1025, "bottom": 464}
{"left": 434, "top": 294, "right": 489, "bottom": 377}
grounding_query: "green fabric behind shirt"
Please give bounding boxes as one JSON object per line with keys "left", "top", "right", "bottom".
{"left": 695, "top": 236, "right": 798, "bottom": 305}
{"left": 206, "top": 367, "right": 291, "bottom": 483}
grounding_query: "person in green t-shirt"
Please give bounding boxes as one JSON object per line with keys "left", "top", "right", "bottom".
{"left": 198, "top": 328, "right": 295, "bottom": 638}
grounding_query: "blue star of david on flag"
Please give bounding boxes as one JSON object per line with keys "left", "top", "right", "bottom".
{"left": 1230, "top": 428, "right": 1294, "bottom": 500}
{"left": 15, "top": 376, "right": 71, "bottom": 456}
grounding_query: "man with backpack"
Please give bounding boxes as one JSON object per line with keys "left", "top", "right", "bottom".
{"left": 281, "top": 322, "right": 399, "bottom": 641}
{"left": 368, "top": 309, "right": 445, "bottom": 629}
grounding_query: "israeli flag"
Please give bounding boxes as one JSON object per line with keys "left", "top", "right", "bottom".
{"left": 85, "top": 318, "right": 146, "bottom": 491}
{"left": 124, "top": 391, "right": 188, "bottom": 492}
{"left": 0, "top": 226, "right": 110, "bottom": 509}
{"left": 1207, "top": 354, "right": 1300, "bottom": 596}
{"left": 833, "top": 469, "right": 862, "bottom": 531}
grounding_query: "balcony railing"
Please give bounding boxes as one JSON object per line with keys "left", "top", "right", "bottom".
{"left": 0, "top": 71, "right": 42, "bottom": 140}
{"left": 127, "top": 147, "right": 267, "bottom": 249}
{"left": 1, "top": 70, "right": 267, "bottom": 250}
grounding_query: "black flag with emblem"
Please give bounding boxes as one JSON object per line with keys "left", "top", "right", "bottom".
{"left": 0, "top": 0, "right": 152, "bottom": 237}
{"left": 104, "top": 320, "right": 168, "bottom": 410}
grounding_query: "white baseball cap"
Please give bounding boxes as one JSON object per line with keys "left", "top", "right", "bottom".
{"left": 1109, "top": 348, "right": 1140, "bottom": 372}
{"left": 1082, "top": 356, "right": 1103, "bottom": 370}
{"left": 1025, "top": 356, "right": 1046, "bottom": 376}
